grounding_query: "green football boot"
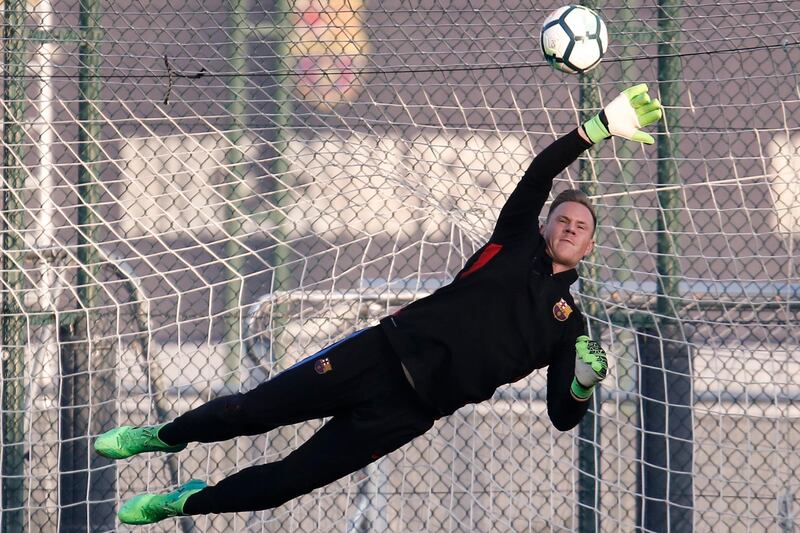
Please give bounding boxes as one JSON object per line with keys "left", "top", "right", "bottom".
{"left": 118, "top": 479, "right": 207, "bottom": 525}
{"left": 94, "top": 424, "right": 186, "bottom": 460}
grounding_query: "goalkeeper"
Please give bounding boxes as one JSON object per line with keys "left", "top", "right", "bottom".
{"left": 95, "top": 84, "right": 661, "bottom": 525}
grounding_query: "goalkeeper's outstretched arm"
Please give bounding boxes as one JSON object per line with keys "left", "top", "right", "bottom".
{"left": 490, "top": 129, "right": 591, "bottom": 243}
{"left": 490, "top": 84, "right": 662, "bottom": 243}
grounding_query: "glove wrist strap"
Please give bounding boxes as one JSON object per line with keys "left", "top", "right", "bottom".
{"left": 582, "top": 111, "right": 611, "bottom": 144}
{"left": 570, "top": 377, "right": 594, "bottom": 401}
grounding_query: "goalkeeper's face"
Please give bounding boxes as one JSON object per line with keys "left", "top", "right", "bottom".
{"left": 540, "top": 201, "right": 595, "bottom": 273}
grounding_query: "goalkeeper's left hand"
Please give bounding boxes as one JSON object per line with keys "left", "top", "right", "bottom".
{"left": 571, "top": 335, "right": 609, "bottom": 401}
{"left": 582, "top": 83, "right": 663, "bottom": 145}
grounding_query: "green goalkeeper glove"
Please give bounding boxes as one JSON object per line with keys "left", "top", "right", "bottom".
{"left": 571, "top": 335, "right": 609, "bottom": 401}
{"left": 582, "top": 83, "right": 663, "bottom": 145}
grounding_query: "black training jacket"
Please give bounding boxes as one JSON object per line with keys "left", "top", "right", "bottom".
{"left": 380, "top": 128, "right": 593, "bottom": 430}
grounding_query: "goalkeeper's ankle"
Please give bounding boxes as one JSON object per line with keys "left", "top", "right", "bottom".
{"left": 168, "top": 480, "right": 207, "bottom": 515}
{"left": 156, "top": 422, "right": 181, "bottom": 447}
{"left": 570, "top": 377, "right": 594, "bottom": 401}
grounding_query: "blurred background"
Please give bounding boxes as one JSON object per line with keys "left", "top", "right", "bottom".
{"left": 1, "top": 1, "right": 800, "bottom": 531}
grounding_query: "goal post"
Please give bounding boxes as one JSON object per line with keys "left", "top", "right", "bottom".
{"left": 634, "top": 2, "right": 695, "bottom": 531}
{"left": 1, "top": 1, "right": 800, "bottom": 532}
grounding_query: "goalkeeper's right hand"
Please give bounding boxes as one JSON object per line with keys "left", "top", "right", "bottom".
{"left": 571, "top": 335, "right": 609, "bottom": 401}
{"left": 582, "top": 84, "right": 663, "bottom": 145}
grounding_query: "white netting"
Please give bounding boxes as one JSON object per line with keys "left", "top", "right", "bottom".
{"left": 1, "top": 1, "right": 800, "bottom": 532}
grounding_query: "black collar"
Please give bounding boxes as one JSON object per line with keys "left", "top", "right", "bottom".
{"left": 553, "top": 267, "right": 579, "bottom": 285}
{"left": 533, "top": 250, "right": 579, "bottom": 285}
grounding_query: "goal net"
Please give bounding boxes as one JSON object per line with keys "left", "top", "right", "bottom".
{"left": 2, "top": 1, "right": 800, "bottom": 532}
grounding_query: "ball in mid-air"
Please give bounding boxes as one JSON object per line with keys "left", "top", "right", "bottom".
{"left": 540, "top": 5, "right": 608, "bottom": 74}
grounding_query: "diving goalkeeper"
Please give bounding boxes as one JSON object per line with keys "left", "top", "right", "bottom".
{"left": 95, "top": 84, "right": 662, "bottom": 525}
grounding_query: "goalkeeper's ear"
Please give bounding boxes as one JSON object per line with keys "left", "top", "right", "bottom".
{"left": 580, "top": 239, "right": 595, "bottom": 259}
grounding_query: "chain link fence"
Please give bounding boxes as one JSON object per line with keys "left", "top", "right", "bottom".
{"left": 2, "top": 1, "right": 800, "bottom": 531}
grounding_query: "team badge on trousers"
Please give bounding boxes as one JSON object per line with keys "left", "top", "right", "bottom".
{"left": 553, "top": 298, "right": 573, "bottom": 321}
{"left": 314, "top": 357, "right": 333, "bottom": 374}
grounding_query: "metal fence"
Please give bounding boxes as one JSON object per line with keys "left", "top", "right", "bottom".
{"left": 2, "top": 1, "right": 800, "bottom": 531}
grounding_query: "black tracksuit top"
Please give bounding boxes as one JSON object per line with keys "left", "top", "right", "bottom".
{"left": 380, "top": 128, "right": 593, "bottom": 430}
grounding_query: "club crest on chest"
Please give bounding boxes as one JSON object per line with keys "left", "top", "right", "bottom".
{"left": 552, "top": 298, "right": 573, "bottom": 322}
{"left": 314, "top": 357, "right": 333, "bottom": 374}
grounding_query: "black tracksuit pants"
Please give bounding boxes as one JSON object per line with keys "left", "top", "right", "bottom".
{"left": 159, "top": 325, "right": 436, "bottom": 514}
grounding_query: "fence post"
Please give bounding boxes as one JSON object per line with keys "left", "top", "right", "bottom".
{"left": 636, "top": 1, "right": 694, "bottom": 530}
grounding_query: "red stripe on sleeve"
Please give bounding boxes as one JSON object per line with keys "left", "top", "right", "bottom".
{"left": 459, "top": 243, "right": 503, "bottom": 279}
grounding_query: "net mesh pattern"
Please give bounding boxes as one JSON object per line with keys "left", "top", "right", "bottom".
{"left": 1, "top": 1, "right": 800, "bottom": 531}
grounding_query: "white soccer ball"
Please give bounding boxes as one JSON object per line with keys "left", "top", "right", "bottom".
{"left": 540, "top": 5, "right": 608, "bottom": 74}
